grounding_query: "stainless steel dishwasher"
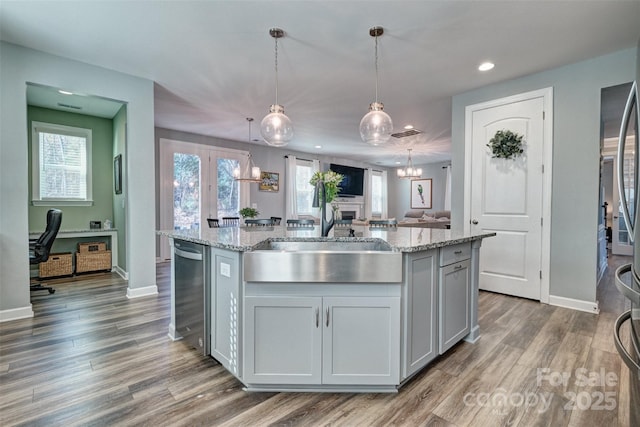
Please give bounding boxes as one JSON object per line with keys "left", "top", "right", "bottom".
{"left": 174, "top": 240, "right": 209, "bottom": 355}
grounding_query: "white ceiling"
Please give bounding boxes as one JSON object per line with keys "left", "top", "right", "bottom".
{"left": 2, "top": 1, "right": 639, "bottom": 167}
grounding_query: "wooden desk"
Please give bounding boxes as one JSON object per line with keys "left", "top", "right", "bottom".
{"left": 29, "top": 229, "right": 118, "bottom": 268}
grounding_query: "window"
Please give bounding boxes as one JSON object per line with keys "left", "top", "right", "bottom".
{"left": 32, "top": 121, "right": 92, "bottom": 205}
{"left": 216, "top": 157, "right": 241, "bottom": 218}
{"left": 173, "top": 153, "right": 201, "bottom": 230}
{"left": 371, "top": 170, "right": 383, "bottom": 215}
{"left": 296, "top": 159, "right": 315, "bottom": 215}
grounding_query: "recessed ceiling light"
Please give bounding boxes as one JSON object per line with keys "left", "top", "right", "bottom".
{"left": 478, "top": 62, "right": 495, "bottom": 71}
{"left": 58, "top": 90, "right": 73, "bottom": 95}
{"left": 315, "top": 145, "right": 322, "bottom": 149}
{"left": 404, "top": 125, "right": 414, "bottom": 130}
{"left": 395, "top": 161, "right": 401, "bottom": 165}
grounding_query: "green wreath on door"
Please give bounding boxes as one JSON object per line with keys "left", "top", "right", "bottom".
{"left": 487, "top": 130, "right": 524, "bottom": 159}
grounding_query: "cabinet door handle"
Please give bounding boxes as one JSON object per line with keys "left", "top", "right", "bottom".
{"left": 326, "top": 307, "right": 330, "bottom": 327}
{"left": 454, "top": 264, "right": 463, "bottom": 270}
{"left": 315, "top": 307, "right": 319, "bottom": 328}
{"left": 454, "top": 250, "right": 462, "bottom": 254}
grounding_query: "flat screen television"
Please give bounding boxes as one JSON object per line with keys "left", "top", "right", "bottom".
{"left": 329, "top": 163, "right": 365, "bottom": 197}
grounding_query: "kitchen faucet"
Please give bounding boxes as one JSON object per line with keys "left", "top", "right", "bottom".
{"left": 312, "top": 179, "right": 334, "bottom": 237}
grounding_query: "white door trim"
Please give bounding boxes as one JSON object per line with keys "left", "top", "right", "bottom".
{"left": 463, "top": 87, "right": 553, "bottom": 304}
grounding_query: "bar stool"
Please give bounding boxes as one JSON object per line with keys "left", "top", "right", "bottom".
{"left": 335, "top": 219, "right": 352, "bottom": 228}
{"left": 270, "top": 217, "right": 282, "bottom": 225}
{"left": 245, "top": 219, "right": 274, "bottom": 226}
{"left": 369, "top": 219, "right": 398, "bottom": 228}
{"left": 221, "top": 217, "right": 240, "bottom": 227}
{"left": 286, "top": 219, "right": 315, "bottom": 228}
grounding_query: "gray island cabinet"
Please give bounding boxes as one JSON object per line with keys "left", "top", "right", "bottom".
{"left": 158, "top": 226, "right": 494, "bottom": 393}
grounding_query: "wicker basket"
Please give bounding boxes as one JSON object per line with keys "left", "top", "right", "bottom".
{"left": 76, "top": 250, "right": 112, "bottom": 274}
{"left": 78, "top": 241, "right": 107, "bottom": 253}
{"left": 39, "top": 253, "right": 73, "bottom": 278}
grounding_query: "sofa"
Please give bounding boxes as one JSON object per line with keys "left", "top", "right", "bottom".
{"left": 398, "top": 210, "right": 451, "bottom": 229}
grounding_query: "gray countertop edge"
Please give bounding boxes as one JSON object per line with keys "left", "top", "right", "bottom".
{"left": 157, "top": 230, "right": 496, "bottom": 253}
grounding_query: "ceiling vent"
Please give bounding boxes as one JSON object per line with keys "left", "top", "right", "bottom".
{"left": 391, "top": 129, "right": 422, "bottom": 138}
{"left": 57, "top": 102, "right": 82, "bottom": 110}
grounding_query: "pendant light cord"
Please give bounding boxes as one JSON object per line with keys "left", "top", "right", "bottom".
{"left": 374, "top": 33, "right": 379, "bottom": 103}
{"left": 274, "top": 36, "right": 279, "bottom": 106}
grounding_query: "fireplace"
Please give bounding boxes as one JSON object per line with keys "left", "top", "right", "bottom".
{"left": 334, "top": 202, "right": 363, "bottom": 220}
{"left": 341, "top": 210, "right": 357, "bottom": 220}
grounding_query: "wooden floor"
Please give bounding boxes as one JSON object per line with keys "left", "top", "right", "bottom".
{"left": 0, "top": 255, "right": 634, "bottom": 426}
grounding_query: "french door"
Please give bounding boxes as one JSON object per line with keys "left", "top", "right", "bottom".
{"left": 159, "top": 138, "right": 250, "bottom": 260}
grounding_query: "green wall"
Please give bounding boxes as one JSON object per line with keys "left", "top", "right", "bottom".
{"left": 28, "top": 106, "right": 114, "bottom": 231}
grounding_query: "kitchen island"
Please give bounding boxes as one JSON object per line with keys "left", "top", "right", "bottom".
{"left": 158, "top": 225, "right": 494, "bottom": 393}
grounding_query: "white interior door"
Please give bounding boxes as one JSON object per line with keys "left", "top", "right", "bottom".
{"left": 467, "top": 92, "right": 548, "bottom": 301}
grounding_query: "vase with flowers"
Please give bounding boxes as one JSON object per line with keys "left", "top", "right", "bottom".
{"left": 309, "top": 170, "right": 344, "bottom": 236}
{"left": 309, "top": 170, "right": 344, "bottom": 204}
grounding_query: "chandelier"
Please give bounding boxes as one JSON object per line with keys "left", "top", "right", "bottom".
{"left": 359, "top": 26, "right": 393, "bottom": 146}
{"left": 260, "top": 28, "right": 294, "bottom": 147}
{"left": 397, "top": 149, "right": 422, "bottom": 178}
{"left": 233, "top": 118, "right": 261, "bottom": 182}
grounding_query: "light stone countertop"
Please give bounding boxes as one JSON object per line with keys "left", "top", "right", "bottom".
{"left": 157, "top": 226, "right": 495, "bottom": 253}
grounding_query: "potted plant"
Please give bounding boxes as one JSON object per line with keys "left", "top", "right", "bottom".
{"left": 239, "top": 207, "right": 259, "bottom": 219}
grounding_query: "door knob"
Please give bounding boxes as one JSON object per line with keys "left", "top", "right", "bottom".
{"left": 472, "top": 219, "right": 478, "bottom": 225}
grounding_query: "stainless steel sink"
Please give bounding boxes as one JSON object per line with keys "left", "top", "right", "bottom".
{"left": 244, "top": 239, "right": 401, "bottom": 283}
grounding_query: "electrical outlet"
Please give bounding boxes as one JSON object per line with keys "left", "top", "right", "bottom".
{"left": 251, "top": 203, "right": 257, "bottom": 209}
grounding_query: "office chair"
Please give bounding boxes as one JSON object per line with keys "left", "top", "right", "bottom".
{"left": 29, "top": 208, "right": 62, "bottom": 294}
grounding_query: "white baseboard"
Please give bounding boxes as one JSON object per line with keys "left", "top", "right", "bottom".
{"left": 549, "top": 295, "right": 600, "bottom": 314}
{"left": 113, "top": 266, "right": 128, "bottom": 280}
{"left": 168, "top": 323, "right": 181, "bottom": 341}
{"left": 0, "top": 305, "right": 34, "bottom": 322}
{"left": 126, "top": 285, "right": 158, "bottom": 299}
{"left": 464, "top": 325, "right": 481, "bottom": 343}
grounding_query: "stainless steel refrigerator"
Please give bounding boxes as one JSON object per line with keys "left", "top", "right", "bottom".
{"left": 614, "top": 80, "right": 640, "bottom": 426}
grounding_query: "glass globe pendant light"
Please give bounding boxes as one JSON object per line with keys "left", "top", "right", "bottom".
{"left": 233, "top": 118, "right": 262, "bottom": 182}
{"left": 261, "top": 28, "right": 293, "bottom": 147}
{"left": 360, "top": 26, "right": 393, "bottom": 146}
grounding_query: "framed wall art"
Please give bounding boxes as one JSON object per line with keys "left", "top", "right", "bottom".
{"left": 259, "top": 171, "right": 279, "bottom": 192}
{"left": 410, "top": 178, "right": 432, "bottom": 209}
